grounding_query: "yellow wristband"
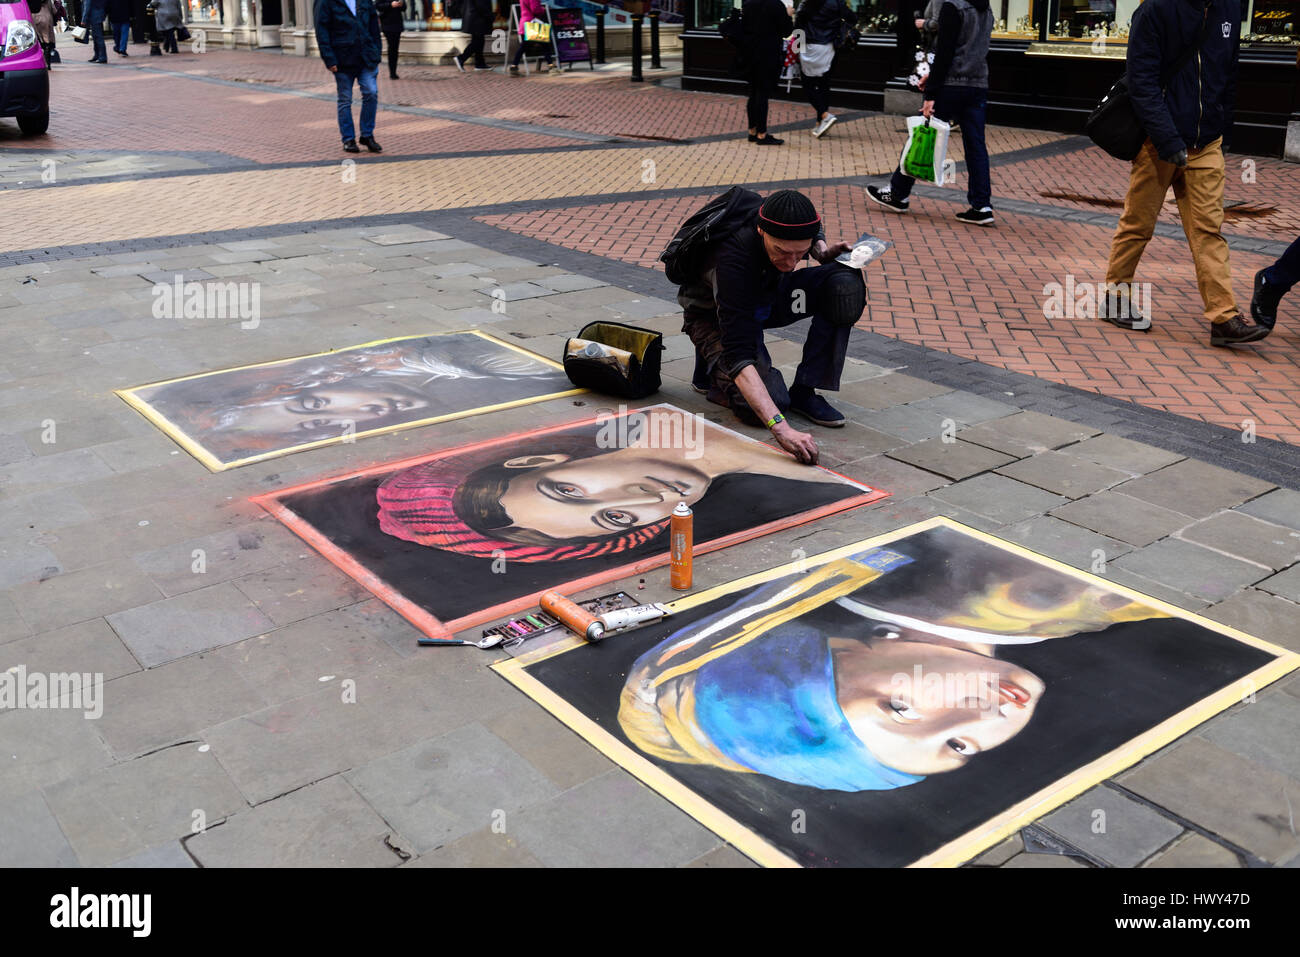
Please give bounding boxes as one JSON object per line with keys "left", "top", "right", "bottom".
{"left": 765, "top": 413, "right": 785, "bottom": 429}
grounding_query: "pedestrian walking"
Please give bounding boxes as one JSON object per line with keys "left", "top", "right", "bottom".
{"left": 510, "top": 0, "right": 553, "bottom": 74}
{"left": 1098, "top": 0, "right": 1266, "bottom": 347}
{"left": 81, "top": 0, "right": 108, "bottom": 63}
{"left": 315, "top": 0, "right": 383, "bottom": 154}
{"left": 29, "top": 0, "right": 63, "bottom": 65}
{"left": 740, "top": 0, "right": 794, "bottom": 144}
{"left": 153, "top": 0, "right": 183, "bottom": 53}
{"left": 455, "top": 0, "right": 493, "bottom": 72}
{"left": 1251, "top": 236, "right": 1299, "bottom": 332}
{"left": 914, "top": 0, "right": 941, "bottom": 46}
{"left": 793, "top": 0, "right": 848, "bottom": 138}
{"left": 867, "top": 0, "right": 994, "bottom": 226}
{"left": 108, "top": 0, "right": 131, "bottom": 55}
{"left": 379, "top": 0, "right": 404, "bottom": 79}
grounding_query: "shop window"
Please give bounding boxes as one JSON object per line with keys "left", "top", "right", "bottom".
{"left": 846, "top": 0, "right": 896, "bottom": 34}
{"left": 989, "top": 0, "right": 1037, "bottom": 37}
{"left": 188, "top": 0, "right": 223, "bottom": 21}
{"left": 1246, "top": 0, "right": 1298, "bottom": 44}
{"left": 695, "top": 0, "right": 732, "bottom": 30}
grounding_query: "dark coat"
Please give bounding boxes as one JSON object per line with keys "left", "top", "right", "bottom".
{"left": 377, "top": 0, "right": 404, "bottom": 34}
{"left": 794, "top": 0, "right": 846, "bottom": 46}
{"left": 741, "top": 0, "right": 793, "bottom": 77}
{"left": 107, "top": 0, "right": 131, "bottom": 24}
{"left": 314, "top": 0, "right": 383, "bottom": 72}
{"left": 1127, "top": 0, "right": 1240, "bottom": 155}
{"left": 461, "top": 0, "right": 493, "bottom": 36}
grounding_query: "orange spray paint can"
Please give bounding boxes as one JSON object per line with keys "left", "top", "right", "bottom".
{"left": 670, "top": 500, "right": 693, "bottom": 590}
{"left": 540, "top": 590, "right": 606, "bottom": 642}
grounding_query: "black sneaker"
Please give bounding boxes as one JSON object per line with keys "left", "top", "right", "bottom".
{"left": 342, "top": 139, "right": 360, "bottom": 153}
{"left": 1210, "top": 315, "right": 1269, "bottom": 347}
{"left": 955, "top": 207, "right": 995, "bottom": 227}
{"left": 359, "top": 136, "right": 383, "bottom": 153}
{"left": 866, "top": 184, "right": 909, "bottom": 213}
{"left": 753, "top": 134, "right": 784, "bottom": 145}
{"left": 1097, "top": 292, "right": 1152, "bottom": 332}
{"left": 691, "top": 353, "right": 710, "bottom": 395}
{"left": 1250, "top": 268, "right": 1283, "bottom": 331}
{"left": 789, "top": 390, "right": 846, "bottom": 428}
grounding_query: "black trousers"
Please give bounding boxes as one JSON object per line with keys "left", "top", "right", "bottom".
{"left": 746, "top": 68, "right": 775, "bottom": 133}
{"left": 384, "top": 29, "right": 401, "bottom": 76}
{"left": 459, "top": 32, "right": 488, "bottom": 67}
{"left": 803, "top": 73, "right": 831, "bottom": 117}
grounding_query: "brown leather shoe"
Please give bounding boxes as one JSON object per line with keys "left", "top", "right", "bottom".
{"left": 1209, "top": 315, "right": 1269, "bottom": 347}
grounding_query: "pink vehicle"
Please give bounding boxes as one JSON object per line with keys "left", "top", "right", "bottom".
{"left": 0, "top": 0, "right": 49, "bottom": 134}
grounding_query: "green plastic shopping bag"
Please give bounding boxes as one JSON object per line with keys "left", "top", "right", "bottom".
{"left": 898, "top": 115, "right": 951, "bottom": 184}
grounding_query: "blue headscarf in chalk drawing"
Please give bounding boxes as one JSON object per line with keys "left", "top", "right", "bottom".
{"left": 691, "top": 623, "right": 925, "bottom": 792}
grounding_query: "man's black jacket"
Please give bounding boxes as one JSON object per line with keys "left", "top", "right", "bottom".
{"left": 1127, "top": 0, "right": 1240, "bottom": 157}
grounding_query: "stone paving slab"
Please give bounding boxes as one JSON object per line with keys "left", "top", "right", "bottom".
{"left": 1236, "top": 488, "right": 1300, "bottom": 531}
{"left": 835, "top": 374, "right": 952, "bottom": 410}
{"left": 1142, "top": 832, "right": 1242, "bottom": 868}
{"left": 1178, "top": 512, "right": 1300, "bottom": 571}
{"left": 1118, "top": 737, "right": 1300, "bottom": 864}
{"left": 346, "top": 723, "right": 560, "bottom": 855}
{"left": 956, "top": 410, "right": 1100, "bottom": 457}
{"left": 906, "top": 390, "right": 1020, "bottom": 426}
{"left": 1201, "top": 590, "right": 1300, "bottom": 654}
{"left": 505, "top": 770, "right": 721, "bottom": 868}
{"left": 928, "top": 473, "right": 1069, "bottom": 526}
{"left": 886, "top": 438, "right": 1018, "bottom": 481}
{"left": 110, "top": 841, "right": 197, "bottom": 868}
{"left": 0, "top": 790, "right": 80, "bottom": 867}
{"left": 185, "top": 775, "right": 404, "bottom": 868}
{"left": 0, "top": 706, "right": 115, "bottom": 800}
{"left": 405, "top": 828, "right": 545, "bottom": 868}
{"left": 8, "top": 560, "right": 164, "bottom": 635}
{"left": 996, "top": 451, "right": 1130, "bottom": 499}
{"left": 1257, "top": 565, "right": 1300, "bottom": 603}
{"left": 1112, "top": 538, "right": 1272, "bottom": 603}
{"left": 1116, "top": 460, "right": 1276, "bottom": 519}
{"left": 43, "top": 743, "right": 246, "bottom": 868}
{"left": 106, "top": 582, "right": 278, "bottom": 668}
{"left": 1199, "top": 694, "right": 1300, "bottom": 782}
{"left": 94, "top": 654, "right": 269, "bottom": 759}
{"left": 482, "top": 700, "right": 614, "bottom": 792}
{"left": 0, "top": 618, "right": 140, "bottom": 682}
{"left": 1000, "top": 515, "right": 1132, "bottom": 572}
{"left": 1048, "top": 491, "right": 1192, "bottom": 547}
{"left": 1036, "top": 786, "right": 1183, "bottom": 868}
{"left": 133, "top": 526, "right": 305, "bottom": 598}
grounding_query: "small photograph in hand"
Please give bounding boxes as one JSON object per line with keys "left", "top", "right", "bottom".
{"left": 835, "top": 233, "right": 894, "bottom": 269}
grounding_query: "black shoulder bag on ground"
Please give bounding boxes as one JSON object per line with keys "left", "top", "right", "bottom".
{"left": 562, "top": 320, "right": 664, "bottom": 399}
{"left": 658, "top": 185, "right": 764, "bottom": 286}
{"left": 1084, "top": 15, "right": 1210, "bottom": 162}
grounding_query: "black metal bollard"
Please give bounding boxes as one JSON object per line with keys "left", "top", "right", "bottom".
{"left": 631, "top": 13, "right": 643, "bottom": 82}
{"left": 649, "top": 9, "right": 660, "bottom": 69}
{"left": 594, "top": 9, "right": 605, "bottom": 63}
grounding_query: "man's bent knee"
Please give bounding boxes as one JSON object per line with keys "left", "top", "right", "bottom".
{"left": 821, "top": 269, "right": 866, "bottom": 328}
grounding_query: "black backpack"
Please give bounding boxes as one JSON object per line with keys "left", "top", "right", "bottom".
{"left": 659, "top": 186, "right": 763, "bottom": 286}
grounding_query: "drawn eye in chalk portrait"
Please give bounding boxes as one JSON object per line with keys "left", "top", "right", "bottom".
{"left": 618, "top": 524, "right": 1176, "bottom": 790}
{"left": 261, "top": 405, "right": 884, "bottom": 642}
{"left": 124, "top": 333, "right": 571, "bottom": 466}
{"left": 375, "top": 407, "right": 857, "bottom": 561}
{"left": 506, "top": 520, "right": 1292, "bottom": 867}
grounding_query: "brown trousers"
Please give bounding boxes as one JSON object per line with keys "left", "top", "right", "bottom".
{"left": 1105, "top": 138, "right": 1239, "bottom": 325}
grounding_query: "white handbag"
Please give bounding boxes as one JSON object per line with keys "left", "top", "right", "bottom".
{"left": 71, "top": 24, "right": 89, "bottom": 41}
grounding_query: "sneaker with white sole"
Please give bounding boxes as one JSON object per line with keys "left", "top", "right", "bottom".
{"left": 812, "top": 114, "right": 837, "bottom": 138}
{"left": 955, "top": 207, "right": 995, "bottom": 226}
{"left": 866, "top": 184, "right": 909, "bottom": 213}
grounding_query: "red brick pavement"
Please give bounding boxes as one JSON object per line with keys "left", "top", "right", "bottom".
{"left": 0, "top": 61, "right": 575, "bottom": 161}
{"left": 83, "top": 49, "right": 811, "bottom": 141}
{"left": 480, "top": 185, "right": 1300, "bottom": 443}
{"left": 995, "top": 148, "right": 1300, "bottom": 242}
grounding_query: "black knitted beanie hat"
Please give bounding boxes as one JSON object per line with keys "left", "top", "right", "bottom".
{"left": 757, "top": 189, "right": 821, "bottom": 240}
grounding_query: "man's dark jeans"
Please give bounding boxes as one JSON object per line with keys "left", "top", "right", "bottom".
{"left": 889, "top": 84, "right": 991, "bottom": 210}
{"left": 1264, "top": 235, "right": 1300, "bottom": 293}
{"left": 686, "top": 262, "right": 854, "bottom": 417}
